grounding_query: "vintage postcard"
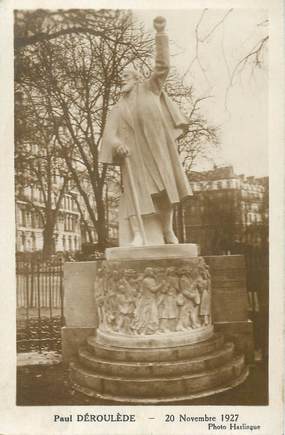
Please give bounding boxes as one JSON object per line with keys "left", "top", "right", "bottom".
{"left": 0, "top": 0, "right": 283, "bottom": 434}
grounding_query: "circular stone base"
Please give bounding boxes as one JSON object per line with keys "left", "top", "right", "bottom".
{"left": 70, "top": 332, "right": 248, "bottom": 404}
{"left": 71, "top": 366, "right": 249, "bottom": 404}
{"left": 87, "top": 333, "right": 225, "bottom": 362}
{"left": 78, "top": 342, "right": 235, "bottom": 378}
{"left": 96, "top": 325, "right": 213, "bottom": 348}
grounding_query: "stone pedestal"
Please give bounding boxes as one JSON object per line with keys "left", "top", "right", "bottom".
{"left": 205, "top": 255, "right": 254, "bottom": 361}
{"left": 61, "top": 262, "right": 97, "bottom": 364}
{"left": 66, "top": 245, "right": 249, "bottom": 403}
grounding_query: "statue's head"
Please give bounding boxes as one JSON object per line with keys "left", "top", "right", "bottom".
{"left": 120, "top": 68, "right": 142, "bottom": 94}
{"left": 166, "top": 267, "right": 176, "bottom": 276}
{"left": 144, "top": 267, "right": 154, "bottom": 278}
{"left": 178, "top": 266, "right": 189, "bottom": 277}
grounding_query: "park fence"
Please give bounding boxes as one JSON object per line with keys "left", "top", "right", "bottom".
{"left": 16, "top": 257, "right": 64, "bottom": 353}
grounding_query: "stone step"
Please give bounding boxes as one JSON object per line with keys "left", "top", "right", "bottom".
{"left": 86, "top": 333, "right": 224, "bottom": 362}
{"left": 70, "top": 354, "right": 245, "bottom": 399}
{"left": 95, "top": 325, "right": 214, "bottom": 348}
{"left": 78, "top": 342, "right": 235, "bottom": 378}
{"left": 71, "top": 366, "right": 249, "bottom": 404}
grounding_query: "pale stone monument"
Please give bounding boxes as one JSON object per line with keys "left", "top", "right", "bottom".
{"left": 64, "top": 17, "right": 251, "bottom": 403}
{"left": 99, "top": 16, "right": 192, "bottom": 247}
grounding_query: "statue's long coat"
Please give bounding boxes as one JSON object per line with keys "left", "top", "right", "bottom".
{"left": 99, "top": 32, "right": 192, "bottom": 219}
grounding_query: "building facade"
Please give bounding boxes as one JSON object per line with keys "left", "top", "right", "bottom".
{"left": 180, "top": 166, "right": 268, "bottom": 255}
{"left": 15, "top": 180, "right": 119, "bottom": 254}
{"left": 16, "top": 185, "right": 81, "bottom": 253}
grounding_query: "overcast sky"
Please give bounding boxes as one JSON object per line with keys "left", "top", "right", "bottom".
{"left": 134, "top": 9, "right": 268, "bottom": 177}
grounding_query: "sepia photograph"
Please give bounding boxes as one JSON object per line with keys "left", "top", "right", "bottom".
{"left": 0, "top": 1, "right": 281, "bottom": 433}
{"left": 14, "top": 7, "right": 270, "bottom": 408}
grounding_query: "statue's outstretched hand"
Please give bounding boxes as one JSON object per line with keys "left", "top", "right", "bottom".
{"left": 153, "top": 16, "right": 166, "bottom": 33}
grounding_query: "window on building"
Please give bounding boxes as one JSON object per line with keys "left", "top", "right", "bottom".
{"left": 20, "top": 209, "right": 26, "bottom": 227}
{"left": 32, "top": 233, "right": 36, "bottom": 251}
{"left": 25, "top": 212, "right": 30, "bottom": 227}
{"left": 38, "top": 213, "right": 43, "bottom": 228}
{"left": 33, "top": 188, "right": 38, "bottom": 202}
{"left": 32, "top": 144, "right": 39, "bottom": 154}
{"left": 21, "top": 234, "right": 26, "bottom": 251}
{"left": 53, "top": 234, "right": 59, "bottom": 252}
{"left": 53, "top": 236, "right": 57, "bottom": 253}
{"left": 30, "top": 187, "right": 34, "bottom": 201}
{"left": 31, "top": 212, "right": 35, "bottom": 228}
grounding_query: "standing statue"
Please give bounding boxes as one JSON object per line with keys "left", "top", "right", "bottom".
{"left": 100, "top": 16, "right": 192, "bottom": 246}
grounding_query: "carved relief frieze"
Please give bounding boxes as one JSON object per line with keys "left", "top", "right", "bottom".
{"left": 94, "top": 259, "right": 212, "bottom": 336}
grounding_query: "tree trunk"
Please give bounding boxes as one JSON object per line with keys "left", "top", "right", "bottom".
{"left": 73, "top": 195, "right": 93, "bottom": 243}
{"left": 42, "top": 212, "right": 56, "bottom": 258}
{"left": 96, "top": 198, "right": 107, "bottom": 249}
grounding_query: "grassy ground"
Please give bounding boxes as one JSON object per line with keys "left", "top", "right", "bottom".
{"left": 17, "top": 360, "right": 268, "bottom": 406}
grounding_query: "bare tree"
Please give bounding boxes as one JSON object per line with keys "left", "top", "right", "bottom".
{"left": 165, "top": 70, "right": 219, "bottom": 172}
{"left": 15, "top": 9, "right": 153, "bottom": 248}
{"left": 181, "top": 8, "right": 268, "bottom": 108}
{"left": 14, "top": 9, "right": 137, "bottom": 48}
{"left": 15, "top": 89, "right": 70, "bottom": 257}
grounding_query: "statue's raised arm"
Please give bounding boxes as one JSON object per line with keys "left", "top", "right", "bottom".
{"left": 148, "top": 16, "right": 170, "bottom": 94}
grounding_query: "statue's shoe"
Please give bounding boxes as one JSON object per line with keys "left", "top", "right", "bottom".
{"left": 164, "top": 230, "right": 179, "bottom": 244}
{"left": 130, "top": 232, "right": 144, "bottom": 247}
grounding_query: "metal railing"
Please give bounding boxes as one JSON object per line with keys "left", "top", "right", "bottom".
{"left": 16, "top": 258, "right": 64, "bottom": 353}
